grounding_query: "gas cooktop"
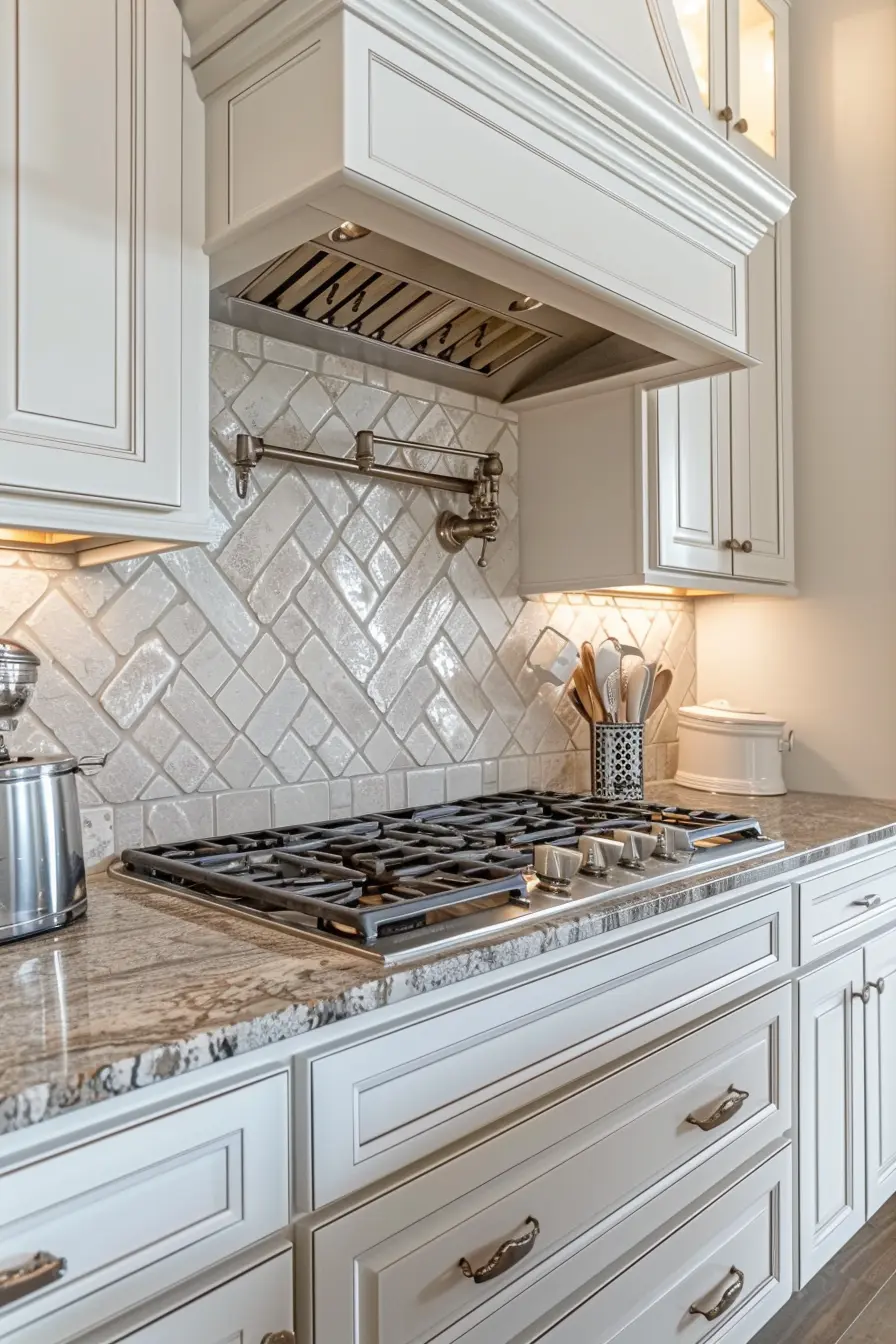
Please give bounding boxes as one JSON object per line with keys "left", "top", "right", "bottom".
{"left": 117, "top": 791, "right": 784, "bottom": 964}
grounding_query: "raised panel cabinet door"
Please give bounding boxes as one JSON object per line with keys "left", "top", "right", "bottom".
{"left": 0, "top": 0, "right": 184, "bottom": 508}
{"left": 730, "top": 224, "right": 794, "bottom": 582}
{"left": 798, "top": 950, "right": 866, "bottom": 1287}
{"left": 111, "top": 1252, "right": 293, "bottom": 1342}
{"left": 653, "top": 377, "right": 733, "bottom": 576}
{"left": 864, "top": 928, "right": 896, "bottom": 1216}
{"left": 724, "top": 0, "right": 790, "bottom": 181}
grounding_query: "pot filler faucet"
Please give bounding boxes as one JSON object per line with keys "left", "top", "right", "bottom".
{"left": 234, "top": 428, "right": 504, "bottom": 567}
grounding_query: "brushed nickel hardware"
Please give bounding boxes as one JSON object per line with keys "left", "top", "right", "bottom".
{"left": 234, "top": 429, "right": 504, "bottom": 567}
{"left": 854, "top": 895, "right": 882, "bottom": 909}
{"left": 725, "top": 539, "right": 753, "bottom": 552}
{"left": 686, "top": 1085, "right": 749, "bottom": 1131}
{"left": 741, "top": 539, "right": 753, "bottom": 552}
{"left": 260, "top": 1333, "right": 295, "bottom": 1344}
{"left": 459, "top": 1217, "right": 540, "bottom": 1283}
{"left": 734, "top": 117, "right": 750, "bottom": 134}
{"left": 0, "top": 1252, "right": 66, "bottom": 1308}
{"left": 719, "top": 106, "right": 734, "bottom": 122}
{"left": 689, "top": 1267, "right": 745, "bottom": 1320}
{"left": 327, "top": 221, "right": 371, "bottom": 243}
{"left": 508, "top": 295, "right": 544, "bottom": 312}
{"left": 876, "top": 977, "right": 886, "bottom": 994}
{"left": 855, "top": 984, "right": 873, "bottom": 1005}
{"left": 725, "top": 538, "right": 740, "bottom": 550}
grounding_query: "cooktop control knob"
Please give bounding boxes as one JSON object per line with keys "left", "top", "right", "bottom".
{"left": 614, "top": 830, "right": 659, "bottom": 870}
{"left": 577, "top": 835, "right": 625, "bottom": 876}
{"left": 533, "top": 843, "right": 583, "bottom": 892}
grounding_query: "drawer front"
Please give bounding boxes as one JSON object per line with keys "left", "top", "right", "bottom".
{"left": 525, "top": 1147, "right": 792, "bottom": 1344}
{"left": 799, "top": 846, "right": 896, "bottom": 963}
{"left": 312, "top": 989, "right": 791, "bottom": 1344}
{"left": 0, "top": 1075, "right": 289, "bottom": 1341}
{"left": 113, "top": 1251, "right": 293, "bottom": 1344}
{"left": 311, "top": 887, "right": 791, "bottom": 1204}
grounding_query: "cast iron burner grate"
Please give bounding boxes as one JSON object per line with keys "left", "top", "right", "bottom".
{"left": 120, "top": 791, "right": 781, "bottom": 957}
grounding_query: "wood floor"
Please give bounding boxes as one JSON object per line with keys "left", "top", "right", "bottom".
{"left": 756, "top": 1197, "right": 896, "bottom": 1344}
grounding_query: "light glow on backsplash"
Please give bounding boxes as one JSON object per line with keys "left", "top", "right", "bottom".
{"left": 0, "top": 324, "right": 696, "bottom": 863}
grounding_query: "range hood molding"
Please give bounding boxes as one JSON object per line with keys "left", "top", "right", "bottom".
{"left": 190, "top": 0, "right": 794, "bottom": 395}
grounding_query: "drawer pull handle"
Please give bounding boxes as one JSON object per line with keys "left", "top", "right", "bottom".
{"left": 261, "top": 1334, "right": 295, "bottom": 1344}
{"left": 459, "top": 1216, "right": 540, "bottom": 1283}
{"left": 854, "top": 895, "right": 882, "bottom": 909}
{"left": 686, "top": 1085, "right": 749, "bottom": 1132}
{"left": 689, "top": 1266, "right": 745, "bottom": 1321}
{"left": 0, "top": 1252, "right": 66, "bottom": 1308}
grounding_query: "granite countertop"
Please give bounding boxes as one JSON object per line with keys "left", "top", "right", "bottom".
{"left": 3, "top": 786, "right": 896, "bottom": 1137}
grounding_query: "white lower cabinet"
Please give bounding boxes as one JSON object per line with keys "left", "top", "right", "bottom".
{"left": 864, "top": 927, "right": 896, "bottom": 1215}
{"left": 110, "top": 1252, "right": 293, "bottom": 1343}
{"left": 311, "top": 988, "right": 791, "bottom": 1342}
{"left": 522, "top": 1146, "right": 792, "bottom": 1344}
{"left": 797, "top": 927, "right": 896, "bottom": 1286}
{"left": 797, "top": 949, "right": 866, "bottom": 1286}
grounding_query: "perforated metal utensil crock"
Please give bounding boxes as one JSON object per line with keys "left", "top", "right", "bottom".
{"left": 590, "top": 722, "right": 645, "bottom": 802}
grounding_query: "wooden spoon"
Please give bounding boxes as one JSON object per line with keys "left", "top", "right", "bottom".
{"left": 581, "top": 642, "right": 598, "bottom": 702}
{"left": 573, "top": 665, "right": 603, "bottom": 723}
{"left": 646, "top": 666, "right": 673, "bottom": 719}
{"left": 567, "top": 685, "right": 591, "bottom": 723}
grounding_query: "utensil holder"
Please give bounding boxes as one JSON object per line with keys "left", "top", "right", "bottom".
{"left": 590, "top": 723, "right": 644, "bottom": 802}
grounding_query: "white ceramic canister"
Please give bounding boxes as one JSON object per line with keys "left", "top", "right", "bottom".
{"left": 675, "top": 700, "right": 793, "bottom": 796}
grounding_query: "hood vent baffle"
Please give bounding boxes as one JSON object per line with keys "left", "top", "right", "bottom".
{"left": 239, "top": 241, "right": 551, "bottom": 377}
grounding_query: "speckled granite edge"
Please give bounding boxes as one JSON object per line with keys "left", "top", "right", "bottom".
{"left": 3, "top": 802, "right": 896, "bottom": 1136}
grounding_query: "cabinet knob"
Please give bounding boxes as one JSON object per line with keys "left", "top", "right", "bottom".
{"left": 853, "top": 895, "right": 882, "bottom": 909}
{"left": 741, "top": 540, "right": 753, "bottom": 553}
{"left": 875, "top": 977, "right": 886, "bottom": 995}
{"left": 718, "top": 106, "right": 734, "bottom": 122}
{"left": 0, "top": 1253, "right": 66, "bottom": 1308}
{"left": 261, "top": 1334, "right": 295, "bottom": 1344}
{"left": 724, "top": 539, "right": 742, "bottom": 551}
{"left": 734, "top": 117, "right": 750, "bottom": 134}
{"left": 854, "top": 984, "right": 873, "bottom": 1005}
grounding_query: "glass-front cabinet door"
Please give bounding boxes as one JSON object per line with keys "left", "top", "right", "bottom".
{"left": 726, "top": 0, "right": 789, "bottom": 178}
{"left": 670, "top": 0, "right": 712, "bottom": 107}
{"left": 669, "top": 0, "right": 789, "bottom": 182}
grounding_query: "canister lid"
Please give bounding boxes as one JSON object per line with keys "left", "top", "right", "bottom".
{"left": 0, "top": 754, "right": 77, "bottom": 781}
{"left": 678, "top": 699, "right": 786, "bottom": 728}
{"left": 0, "top": 639, "right": 40, "bottom": 670}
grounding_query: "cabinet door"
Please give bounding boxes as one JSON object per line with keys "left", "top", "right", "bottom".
{"left": 113, "top": 1252, "right": 293, "bottom": 1343}
{"left": 668, "top": 0, "right": 728, "bottom": 119}
{"left": 798, "top": 950, "right": 866, "bottom": 1287}
{"left": 865, "top": 928, "right": 896, "bottom": 1216}
{"left": 653, "top": 378, "right": 733, "bottom": 577}
{"left": 0, "top": 0, "right": 184, "bottom": 508}
{"left": 724, "top": 0, "right": 790, "bottom": 180}
{"left": 730, "top": 224, "right": 793, "bottom": 582}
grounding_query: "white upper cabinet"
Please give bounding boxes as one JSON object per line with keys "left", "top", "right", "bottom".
{"left": 672, "top": 0, "right": 790, "bottom": 181}
{"left": 0, "top": 0, "right": 212, "bottom": 562}
{"left": 516, "top": 220, "right": 793, "bottom": 596}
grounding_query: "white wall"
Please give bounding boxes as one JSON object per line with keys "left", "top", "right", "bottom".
{"left": 697, "top": 0, "right": 896, "bottom": 798}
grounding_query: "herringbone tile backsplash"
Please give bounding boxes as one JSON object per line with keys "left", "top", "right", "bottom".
{"left": 0, "top": 323, "right": 696, "bottom": 865}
